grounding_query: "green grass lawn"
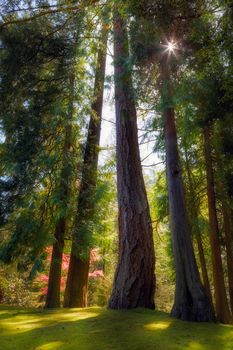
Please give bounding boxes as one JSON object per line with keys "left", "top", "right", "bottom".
{"left": 0, "top": 305, "right": 233, "bottom": 350}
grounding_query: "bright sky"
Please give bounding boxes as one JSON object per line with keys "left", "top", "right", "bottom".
{"left": 99, "top": 50, "right": 164, "bottom": 178}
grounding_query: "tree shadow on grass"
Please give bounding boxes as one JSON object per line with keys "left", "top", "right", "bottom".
{"left": 0, "top": 307, "right": 232, "bottom": 350}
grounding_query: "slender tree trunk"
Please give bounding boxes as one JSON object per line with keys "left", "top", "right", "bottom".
{"left": 203, "top": 125, "right": 232, "bottom": 323}
{"left": 45, "top": 221, "right": 66, "bottom": 308}
{"left": 184, "top": 146, "right": 214, "bottom": 313}
{"left": 64, "top": 26, "right": 108, "bottom": 308}
{"left": 195, "top": 233, "right": 214, "bottom": 310}
{"left": 221, "top": 198, "right": 233, "bottom": 315}
{"left": 161, "top": 59, "right": 213, "bottom": 321}
{"left": 108, "top": 8, "right": 155, "bottom": 310}
{"left": 164, "top": 107, "right": 213, "bottom": 321}
{"left": 215, "top": 148, "right": 233, "bottom": 316}
{"left": 0, "top": 286, "right": 3, "bottom": 302}
{"left": 45, "top": 74, "right": 74, "bottom": 309}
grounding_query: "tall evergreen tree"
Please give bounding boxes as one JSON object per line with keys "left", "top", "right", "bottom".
{"left": 108, "top": 5, "right": 156, "bottom": 310}
{"left": 64, "top": 22, "right": 108, "bottom": 308}
{"left": 203, "top": 124, "right": 232, "bottom": 323}
{"left": 183, "top": 144, "right": 214, "bottom": 313}
{"left": 0, "top": 10, "right": 84, "bottom": 278}
{"left": 45, "top": 72, "right": 75, "bottom": 308}
{"left": 160, "top": 56, "right": 213, "bottom": 321}
{"left": 44, "top": 14, "right": 85, "bottom": 308}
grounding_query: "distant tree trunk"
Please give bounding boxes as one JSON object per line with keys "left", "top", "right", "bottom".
{"left": 203, "top": 124, "right": 232, "bottom": 323}
{"left": 45, "top": 73, "right": 74, "bottom": 309}
{"left": 0, "top": 286, "right": 3, "bottom": 302}
{"left": 195, "top": 233, "right": 214, "bottom": 311}
{"left": 108, "top": 9, "right": 155, "bottom": 310}
{"left": 215, "top": 148, "right": 233, "bottom": 316}
{"left": 184, "top": 146, "right": 214, "bottom": 314}
{"left": 64, "top": 26, "right": 108, "bottom": 308}
{"left": 221, "top": 200, "right": 233, "bottom": 315}
{"left": 161, "top": 61, "right": 213, "bottom": 321}
{"left": 45, "top": 222, "right": 66, "bottom": 308}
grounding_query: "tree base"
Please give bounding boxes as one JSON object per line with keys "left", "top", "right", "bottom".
{"left": 171, "top": 297, "right": 215, "bottom": 322}
{"left": 108, "top": 299, "right": 155, "bottom": 310}
{"left": 44, "top": 299, "right": 60, "bottom": 309}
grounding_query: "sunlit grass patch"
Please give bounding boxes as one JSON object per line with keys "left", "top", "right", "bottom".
{"left": 0, "top": 306, "right": 233, "bottom": 350}
{"left": 188, "top": 341, "right": 204, "bottom": 350}
{"left": 35, "top": 341, "right": 64, "bottom": 350}
{"left": 144, "top": 321, "right": 171, "bottom": 330}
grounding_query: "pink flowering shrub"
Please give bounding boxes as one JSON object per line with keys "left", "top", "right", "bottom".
{"left": 37, "top": 247, "right": 105, "bottom": 302}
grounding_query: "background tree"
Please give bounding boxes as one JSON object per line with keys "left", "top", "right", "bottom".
{"left": 64, "top": 21, "right": 108, "bottom": 308}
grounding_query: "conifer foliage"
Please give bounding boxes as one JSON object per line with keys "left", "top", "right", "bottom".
{"left": 0, "top": 0, "right": 233, "bottom": 325}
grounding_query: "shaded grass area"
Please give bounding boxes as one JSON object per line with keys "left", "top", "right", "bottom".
{"left": 0, "top": 305, "right": 233, "bottom": 350}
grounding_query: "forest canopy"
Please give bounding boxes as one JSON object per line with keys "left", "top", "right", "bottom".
{"left": 0, "top": 0, "right": 233, "bottom": 328}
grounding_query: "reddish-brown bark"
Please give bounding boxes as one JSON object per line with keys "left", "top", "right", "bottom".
{"left": 108, "top": 9, "right": 155, "bottom": 310}
{"left": 45, "top": 74, "right": 74, "bottom": 309}
{"left": 64, "top": 26, "right": 108, "bottom": 308}
{"left": 203, "top": 125, "right": 232, "bottom": 323}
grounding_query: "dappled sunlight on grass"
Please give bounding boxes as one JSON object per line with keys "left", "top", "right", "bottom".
{"left": 0, "top": 306, "right": 233, "bottom": 349}
{"left": 0, "top": 306, "right": 99, "bottom": 336}
{"left": 0, "top": 311, "right": 7, "bottom": 315}
{"left": 49, "top": 310, "right": 99, "bottom": 321}
{"left": 2, "top": 318, "right": 47, "bottom": 334}
{"left": 217, "top": 327, "right": 233, "bottom": 343}
{"left": 35, "top": 341, "right": 64, "bottom": 350}
{"left": 188, "top": 341, "right": 204, "bottom": 350}
{"left": 144, "top": 321, "right": 171, "bottom": 330}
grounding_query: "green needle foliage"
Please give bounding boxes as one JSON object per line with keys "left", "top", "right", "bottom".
{"left": 0, "top": 0, "right": 233, "bottom": 327}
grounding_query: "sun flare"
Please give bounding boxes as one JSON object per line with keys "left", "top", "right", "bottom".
{"left": 167, "top": 41, "right": 176, "bottom": 53}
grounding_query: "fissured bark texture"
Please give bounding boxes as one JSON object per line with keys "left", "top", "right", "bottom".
{"left": 108, "top": 10, "right": 155, "bottom": 310}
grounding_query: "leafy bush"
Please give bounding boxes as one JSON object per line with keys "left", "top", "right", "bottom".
{"left": 0, "top": 266, "right": 37, "bottom": 307}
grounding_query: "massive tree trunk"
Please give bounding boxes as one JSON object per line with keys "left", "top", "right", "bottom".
{"left": 161, "top": 61, "right": 213, "bottom": 321}
{"left": 45, "top": 74, "right": 74, "bottom": 309}
{"left": 203, "top": 125, "right": 232, "bottom": 323}
{"left": 63, "top": 26, "right": 108, "bottom": 308}
{"left": 184, "top": 146, "right": 214, "bottom": 313}
{"left": 108, "top": 9, "right": 155, "bottom": 310}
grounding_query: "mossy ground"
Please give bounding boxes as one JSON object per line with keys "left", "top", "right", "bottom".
{"left": 0, "top": 305, "right": 233, "bottom": 350}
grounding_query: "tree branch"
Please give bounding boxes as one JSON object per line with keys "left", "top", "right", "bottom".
{"left": 0, "top": 0, "right": 100, "bottom": 28}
